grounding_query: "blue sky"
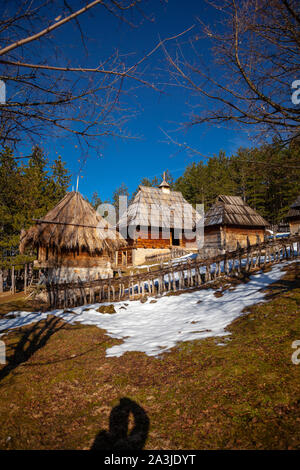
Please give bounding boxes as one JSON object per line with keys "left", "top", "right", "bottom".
{"left": 18, "top": 0, "right": 252, "bottom": 201}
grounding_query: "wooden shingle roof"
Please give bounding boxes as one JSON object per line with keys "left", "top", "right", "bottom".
{"left": 286, "top": 195, "right": 300, "bottom": 219}
{"left": 118, "top": 186, "right": 202, "bottom": 230}
{"left": 204, "top": 195, "right": 269, "bottom": 227}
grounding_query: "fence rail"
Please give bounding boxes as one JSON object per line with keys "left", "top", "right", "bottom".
{"left": 44, "top": 234, "right": 300, "bottom": 309}
{"left": 144, "top": 247, "right": 193, "bottom": 264}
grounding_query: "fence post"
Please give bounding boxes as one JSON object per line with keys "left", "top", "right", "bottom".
{"left": 108, "top": 279, "right": 111, "bottom": 302}
{"left": 63, "top": 281, "right": 67, "bottom": 308}
{"left": 0, "top": 268, "right": 3, "bottom": 293}
{"left": 11, "top": 266, "right": 15, "bottom": 294}
{"left": 24, "top": 263, "right": 27, "bottom": 293}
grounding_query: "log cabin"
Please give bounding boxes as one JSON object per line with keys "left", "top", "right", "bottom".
{"left": 286, "top": 195, "right": 300, "bottom": 235}
{"left": 202, "top": 195, "right": 269, "bottom": 256}
{"left": 117, "top": 174, "right": 202, "bottom": 266}
{"left": 19, "top": 191, "right": 126, "bottom": 282}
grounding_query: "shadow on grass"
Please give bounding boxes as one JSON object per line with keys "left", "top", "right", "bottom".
{"left": 0, "top": 299, "right": 43, "bottom": 318}
{"left": 263, "top": 263, "right": 300, "bottom": 302}
{"left": 0, "top": 316, "right": 65, "bottom": 383}
{"left": 91, "top": 397, "right": 149, "bottom": 451}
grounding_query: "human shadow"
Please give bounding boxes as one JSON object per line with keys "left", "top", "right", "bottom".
{"left": 0, "top": 315, "right": 65, "bottom": 383}
{"left": 90, "top": 397, "right": 149, "bottom": 451}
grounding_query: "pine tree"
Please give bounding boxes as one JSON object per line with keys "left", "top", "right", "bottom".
{"left": 0, "top": 146, "right": 71, "bottom": 270}
{"left": 51, "top": 155, "right": 71, "bottom": 202}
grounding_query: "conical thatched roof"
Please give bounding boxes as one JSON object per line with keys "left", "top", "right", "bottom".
{"left": 204, "top": 195, "right": 269, "bottom": 227}
{"left": 20, "top": 191, "right": 127, "bottom": 255}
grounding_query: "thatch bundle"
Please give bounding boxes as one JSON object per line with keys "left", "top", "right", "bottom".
{"left": 20, "top": 191, "right": 126, "bottom": 255}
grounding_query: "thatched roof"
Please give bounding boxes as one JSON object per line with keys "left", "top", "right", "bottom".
{"left": 118, "top": 185, "right": 202, "bottom": 230}
{"left": 20, "top": 191, "right": 127, "bottom": 254}
{"left": 204, "top": 195, "right": 269, "bottom": 228}
{"left": 286, "top": 195, "right": 300, "bottom": 220}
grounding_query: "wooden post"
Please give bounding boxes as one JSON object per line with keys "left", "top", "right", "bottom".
{"left": 208, "top": 264, "right": 212, "bottom": 281}
{"left": 230, "top": 257, "right": 235, "bottom": 275}
{"left": 0, "top": 269, "right": 3, "bottom": 293}
{"left": 160, "top": 275, "right": 163, "bottom": 295}
{"left": 24, "top": 263, "right": 27, "bottom": 293}
{"left": 28, "top": 263, "right": 32, "bottom": 287}
{"left": 46, "top": 282, "right": 51, "bottom": 307}
{"left": 51, "top": 281, "right": 56, "bottom": 308}
{"left": 111, "top": 284, "right": 115, "bottom": 301}
{"left": 141, "top": 279, "right": 144, "bottom": 297}
{"left": 257, "top": 240, "right": 261, "bottom": 267}
{"left": 90, "top": 286, "right": 94, "bottom": 304}
{"left": 63, "top": 281, "right": 67, "bottom": 308}
{"left": 224, "top": 256, "right": 228, "bottom": 276}
{"left": 108, "top": 280, "right": 111, "bottom": 302}
{"left": 11, "top": 266, "right": 15, "bottom": 294}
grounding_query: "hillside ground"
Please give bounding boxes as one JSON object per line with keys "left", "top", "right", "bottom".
{"left": 0, "top": 263, "right": 299, "bottom": 450}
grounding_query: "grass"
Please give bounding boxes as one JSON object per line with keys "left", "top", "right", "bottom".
{"left": 0, "top": 263, "right": 299, "bottom": 449}
{"left": 0, "top": 291, "right": 41, "bottom": 318}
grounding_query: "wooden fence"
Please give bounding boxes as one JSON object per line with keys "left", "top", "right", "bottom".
{"left": 44, "top": 234, "right": 300, "bottom": 309}
{"left": 0, "top": 262, "right": 35, "bottom": 294}
{"left": 144, "top": 247, "right": 194, "bottom": 264}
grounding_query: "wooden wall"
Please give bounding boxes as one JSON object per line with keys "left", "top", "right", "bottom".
{"left": 130, "top": 227, "right": 199, "bottom": 250}
{"left": 204, "top": 225, "right": 266, "bottom": 252}
{"left": 289, "top": 219, "right": 300, "bottom": 235}
{"left": 203, "top": 226, "right": 223, "bottom": 252}
{"left": 36, "top": 246, "right": 111, "bottom": 268}
{"left": 128, "top": 227, "right": 177, "bottom": 249}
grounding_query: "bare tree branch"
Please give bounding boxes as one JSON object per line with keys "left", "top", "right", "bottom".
{"left": 0, "top": 0, "right": 160, "bottom": 155}
{"left": 164, "top": 0, "right": 300, "bottom": 146}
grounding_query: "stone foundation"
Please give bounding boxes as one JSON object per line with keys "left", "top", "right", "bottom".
{"left": 42, "top": 265, "right": 113, "bottom": 283}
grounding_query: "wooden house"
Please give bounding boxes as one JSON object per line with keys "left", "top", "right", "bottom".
{"left": 202, "top": 195, "right": 269, "bottom": 255}
{"left": 286, "top": 195, "right": 300, "bottom": 235}
{"left": 117, "top": 175, "right": 202, "bottom": 266}
{"left": 19, "top": 191, "right": 126, "bottom": 282}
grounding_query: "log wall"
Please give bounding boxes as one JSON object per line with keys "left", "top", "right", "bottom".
{"left": 204, "top": 225, "right": 266, "bottom": 252}
{"left": 289, "top": 219, "right": 300, "bottom": 235}
{"left": 36, "top": 246, "right": 111, "bottom": 268}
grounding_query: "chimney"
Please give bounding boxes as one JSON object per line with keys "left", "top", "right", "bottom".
{"left": 159, "top": 172, "right": 170, "bottom": 194}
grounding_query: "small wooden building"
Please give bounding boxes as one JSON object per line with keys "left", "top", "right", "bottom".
{"left": 19, "top": 191, "right": 126, "bottom": 282}
{"left": 203, "top": 195, "right": 269, "bottom": 255}
{"left": 286, "top": 196, "right": 300, "bottom": 235}
{"left": 117, "top": 175, "right": 202, "bottom": 266}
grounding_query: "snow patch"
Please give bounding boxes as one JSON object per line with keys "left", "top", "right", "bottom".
{"left": 0, "top": 262, "right": 293, "bottom": 358}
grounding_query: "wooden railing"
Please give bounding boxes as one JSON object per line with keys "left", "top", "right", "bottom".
{"left": 144, "top": 247, "right": 193, "bottom": 264}
{"left": 45, "top": 234, "right": 300, "bottom": 309}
